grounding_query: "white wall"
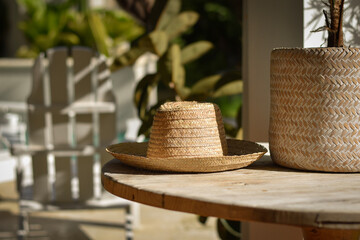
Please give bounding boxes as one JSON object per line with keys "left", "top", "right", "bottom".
{"left": 242, "top": 0, "right": 303, "bottom": 142}
{"left": 242, "top": 0, "right": 303, "bottom": 239}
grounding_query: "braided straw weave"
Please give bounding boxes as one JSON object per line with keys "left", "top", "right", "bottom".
{"left": 107, "top": 101, "right": 267, "bottom": 172}
{"left": 269, "top": 48, "right": 360, "bottom": 172}
{"left": 147, "top": 102, "right": 228, "bottom": 158}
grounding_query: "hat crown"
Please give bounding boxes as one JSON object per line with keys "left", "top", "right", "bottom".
{"left": 147, "top": 101, "right": 228, "bottom": 158}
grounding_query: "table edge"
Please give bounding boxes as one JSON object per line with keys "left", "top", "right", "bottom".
{"left": 101, "top": 169, "right": 360, "bottom": 230}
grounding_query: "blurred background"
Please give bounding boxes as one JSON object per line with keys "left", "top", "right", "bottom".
{"left": 0, "top": 0, "right": 243, "bottom": 140}
{"left": 0, "top": 0, "right": 243, "bottom": 239}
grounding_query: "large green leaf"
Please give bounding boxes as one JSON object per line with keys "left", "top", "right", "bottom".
{"left": 186, "top": 74, "right": 221, "bottom": 101}
{"left": 156, "top": 44, "right": 189, "bottom": 99}
{"left": 156, "top": 44, "right": 179, "bottom": 86}
{"left": 138, "top": 31, "right": 168, "bottom": 56}
{"left": 47, "top": 10, "right": 59, "bottom": 34}
{"left": 188, "top": 72, "right": 242, "bottom": 100}
{"left": 35, "top": 34, "right": 57, "bottom": 50}
{"left": 97, "top": 9, "right": 144, "bottom": 41}
{"left": 88, "top": 11, "right": 109, "bottom": 56}
{"left": 213, "top": 80, "right": 243, "bottom": 98}
{"left": 155, "top": 0, "right": 181, "bottom": 31}
{"left": 169, "top": 44, "right": 183, "bottom": 86}
{"left": 174, "top": 66, "right": 190, "bottom": 100}
{"left": 181, "top": 41, "right": 213, "bottom": 65}
{"left": 190, "top": 74, "right": 221, "bottom": 95}
{"left": 164, "top": 11, "right": 199, "bottom": 40}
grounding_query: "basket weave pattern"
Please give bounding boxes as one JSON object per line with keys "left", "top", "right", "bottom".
{"left": 269, "top": 48, "right": 360, "bottom": 172}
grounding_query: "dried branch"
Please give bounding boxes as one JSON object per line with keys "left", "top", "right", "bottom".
{"left": 327, "top": 0, "right": 345, "bottom": 47}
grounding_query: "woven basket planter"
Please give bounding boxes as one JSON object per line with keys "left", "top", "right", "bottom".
{"left": 269, "top": 47, "right": 360, "bottom": 172}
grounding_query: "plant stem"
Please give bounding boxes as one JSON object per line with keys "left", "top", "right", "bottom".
{"left": 327, "top": 0, "right": 345, "bottom": 47}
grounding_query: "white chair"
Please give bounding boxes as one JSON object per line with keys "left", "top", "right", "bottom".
{"left": 12, "top": 46, "right": 138, "bottom": 240}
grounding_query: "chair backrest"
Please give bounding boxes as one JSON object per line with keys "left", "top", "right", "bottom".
{"left": 27, "top": 47, "right": 116, "bottom": 203}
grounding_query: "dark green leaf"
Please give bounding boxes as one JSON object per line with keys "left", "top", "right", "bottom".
{"left": 58, "top": 32, "right": 80, "bottom": 45}
{"left": 156, "top": 47, "right": 174, "bottom": 85}
{"left": 223, "top": 122, "right": 238, "bottom": 138}
{"left": 137, "top": 119, "right": 152, "bottom": 138}
{"left": 134, "top": 73, "right": 158, "bottom": 106}
{"left": 236, "top": 104, "right": 242, "bottom": 131}
{"left": 134, "top": 74, "right": 159, "bottom": 120}
{"left": 137, "top": 102, "right": 164, "bottom": 137}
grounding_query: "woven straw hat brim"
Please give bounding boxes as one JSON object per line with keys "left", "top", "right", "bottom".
{"left": 106, "top": 139, "right": 267, "bottom": 173}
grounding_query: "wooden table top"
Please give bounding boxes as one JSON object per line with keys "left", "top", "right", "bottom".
{"left": 102, "top": 154, "right": 360, "bottom": 230}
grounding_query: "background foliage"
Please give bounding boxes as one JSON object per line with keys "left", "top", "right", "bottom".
{"left": 16, "top": 0, "right": 144, "bottom": 58}
{"left": 114, "top": 0, "right": 243, "bottom": 138}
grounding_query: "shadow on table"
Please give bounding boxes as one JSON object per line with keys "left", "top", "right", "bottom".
{"left": 248, "top": 155, "right": 352, "bottom": 174}
{"left": 246, "top": 155, "right": 301, "bottom": 173}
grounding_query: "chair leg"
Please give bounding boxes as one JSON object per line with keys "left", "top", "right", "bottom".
{"left": 17, "top": 210, "right": 29, "bottom": 240}
{"left": 16, "top": 156, "right": 29, "bottom": 240}
{"left": 125, "top": 206, "right": 133, "bottom": 240}
{"left": 15, "top": 157, "right": 23, "bottom": 195}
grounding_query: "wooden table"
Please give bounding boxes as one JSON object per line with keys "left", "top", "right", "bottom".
{"left": 102, "top": 154, "right": 360, "bottom": 240}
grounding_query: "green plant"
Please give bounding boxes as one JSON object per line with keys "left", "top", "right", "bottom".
{"left": 114, "top": 0, "right": 242, "bottom": 137}
{"left": 16, "top": 0, "right": 144, "bottom": 58}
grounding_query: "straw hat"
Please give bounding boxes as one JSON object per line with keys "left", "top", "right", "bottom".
{"left": 106, "top": 101, "right": 267, "bottom": 172}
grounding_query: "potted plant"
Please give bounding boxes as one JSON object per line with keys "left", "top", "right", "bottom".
{"left": 269, "top": 0, "right": 360, "bottom": 172}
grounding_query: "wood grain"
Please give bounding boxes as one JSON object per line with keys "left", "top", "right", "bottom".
{"left": 102, "top": 155, "right": 360, "bottom": 230}
{"left": 302, "top": 227, "right": 360, "bottom": 240}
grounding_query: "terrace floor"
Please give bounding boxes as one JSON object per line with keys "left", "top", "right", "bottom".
{"left": 0, "top": 178, "right": 218, "bottom": 240}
